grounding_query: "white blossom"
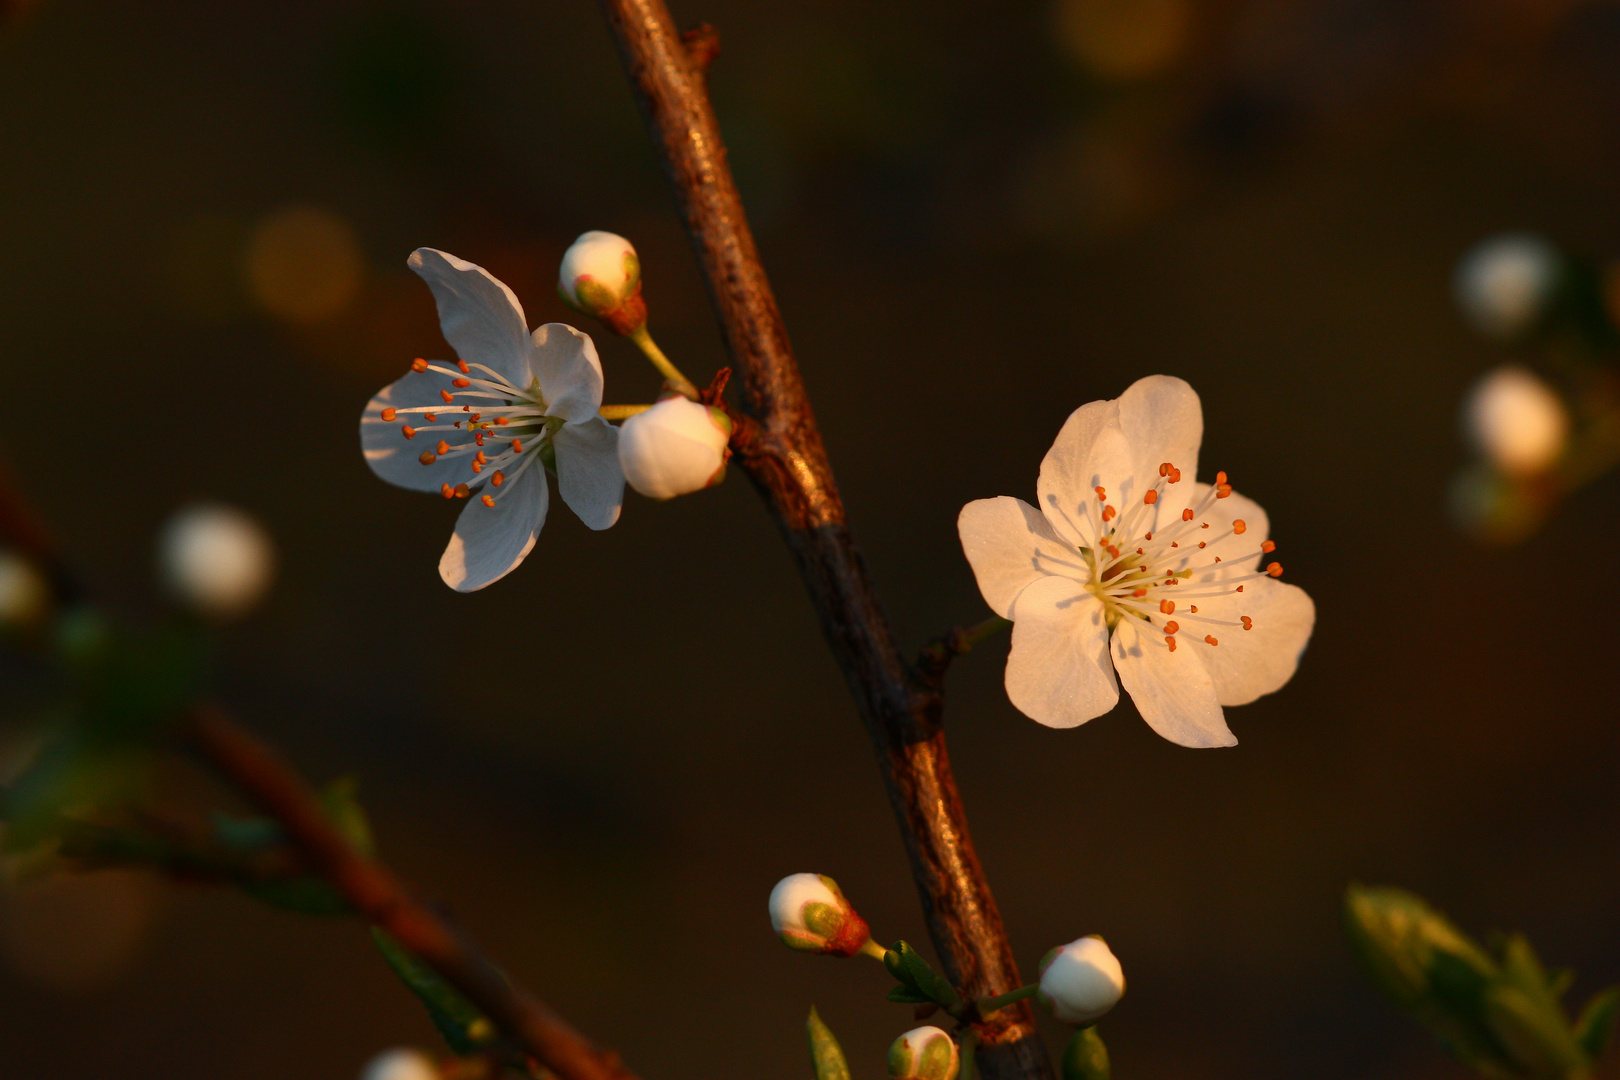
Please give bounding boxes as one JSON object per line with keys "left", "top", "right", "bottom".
{"left": 618, "top": 396, "right": 732, "bottom": 499}
{"left": 958, "top": 375, "right": 1314, "bottom": 747}
{"left": 768, "top": 873, "right": 871, "bottom": 955}
{"left": 1037, "top": 936, "right": 1124, "bottom": 1025}
{"left": 888, "top": 1026, "right": 959, "bottom": 1080}
{"left": 1463, "top": 365, "right": 1568, "bottom": 475}
{"left": 0, "top": 551, "right": 48, "bottom": 627}
{"left": 157, "top": 504, "right": 275, "bottom": 618}
{"left": 361, "top": 249, "right": 624, "bottom": 592}
{"left": 1454, "top": 233, "right": 1560, "bottom": 340}
{"left": 360, "top": 1048, "right": 441, "bottom": 1080}
{"left": 558, "top": 230, "right": 640, "bottom": 319}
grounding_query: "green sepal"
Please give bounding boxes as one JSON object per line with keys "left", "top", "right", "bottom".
{"left": 217, "top": 777, "right": 375, "bottom": 915}
{"left": 887, "top": 986, "right": 935, "bottom": 1004}
{"left": 373, "top": 928, "right": 493, "bottom": 1054}
{"left": 1061, "top": 1027, "right": 1110, "bottom": 1080}
{"left": 884, "top": 940, "right": 963, "bottom": 1012}
{"left": 802, "top": 901, "right": 843, "bottom": 938}
{"left": 1574, "top": 986, "right": 1620, "bottom": 1061}
{"left": 1484, "top": 982, "right": 1587, "bottom": 1079}
{"left": 806, "top": 1007, "right": 851, "bottom": 1080}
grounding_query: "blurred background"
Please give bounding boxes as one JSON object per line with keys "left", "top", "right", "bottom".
{"left": 2, "top": 0, "right": 1620, "bottom": 1077}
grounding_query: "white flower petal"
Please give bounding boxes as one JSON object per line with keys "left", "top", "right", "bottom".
{"left": 1191, "top": 579, "right": 1315, "bottom": 706}
{"left": 958, "top": 496, "right": 1084, "bottom": 619}
{"left": 553, "top": 416, "right": 624, "bottom": 531}
{"left": 438, "top": 466, "right": 549, "bottom": 592}
{"left": 361, "top": 370, "right": 488, "bottom": 493}
{"left": 1116, "top": 375, "right": 1203, "bottom": 488}
{"left": 1036, "top": 398, "right": 1133, "bottom": 548}
{"left": 531, "top": 323, "right": 605, "bottom": 424}
{"left": 1110, "top": 619, "right": 1234, "bottom": 748}
{"left": 1004, "top": 575, "right": 1118, "bottom": 728}
{"left": 1154, "top": 484, "right": 1270, "bottom": 567}
{"left": 408, "top": 248, "right": 534, "bottom": 386}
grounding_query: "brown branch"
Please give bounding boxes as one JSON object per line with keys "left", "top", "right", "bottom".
{"left": 595, "top": 5, "right": 1051, "bottom": 1079}
{"left": 183, "top": 705, "right": 634, "bottom": 1080}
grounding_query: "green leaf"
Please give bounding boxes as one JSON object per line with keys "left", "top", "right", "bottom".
{"left": 887, "top": 986, "right": 935, "bottom": 1004}
{"left": 1483, "top": 982, "right": 1587, "bottom": 1079}
{"left": 884, "top": 940, "right": 964, "bottom": 1012}
{"left": 373, "top": 929, "right": 493, "bottom": 1054}
{"left": 806, "top": 1007, "right": 851, "bottom": 1080}
{"left": 1061, "top": 1027, "right": 1110, "bottom": 1080}
{"left": 1574, "top": 987, "right": 1620, "bottom": 1062}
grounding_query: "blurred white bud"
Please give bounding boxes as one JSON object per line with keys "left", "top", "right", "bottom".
{"left": 769, "top": 873, "right": 872, "bottom": 956}
{"left": 360, "top": 1048, "right": 441, "bottom": 1080}
{"left": 1454, "top": 233, "right": 1561, "bottom": 340}
{"left": 888, "top": 1026, "right": 960, "bottom": 1080}
{"left": 1037, "top": 935, "right": 1125, "bottom": 1026}
{"left": 0, "top": 551, "right": 48, "bottom": 627}
{"left": 157, "top": 504, "right": 275, "bottom": 619}
{"left": 1463, "top": 366, "right": 1569, "bottom": 475}
{"left": 618, "top": 397, "right": 733, "bottom": 499}
{"left": 558, "top": 230, "right": 644, "bottom": 333}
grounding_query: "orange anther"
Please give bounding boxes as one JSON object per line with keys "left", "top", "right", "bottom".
{"left": 436, "top": 440, "right": 450, "bottom": 455}
{"left": 380, "top": 407, "right": 397, "bottom": 422}
{"left": 457, "top": 358, "right": 470, "bottom": 374}
{"left": 471, "top": 414, "right": 481, "bottom": 422}
{"left": 1094, "top": 486, "right": 1106, "bottom": 500}
{"left": 440, "top": 389, "right": 454, "bottom": 404}
{"left": 1216, "top": 484, "right": 1232, "bottom": 499}
{"left": 401, "top": 425, "right": 417, "bottom": 439}
{"left": 1159, "top": 462, "right": 1171, "bottom": 477}
{"left": 1214, "top": 556, "right": 1222, "bottom": 563}
{"left": 1132, "top": 588, "right": 1147, "bottom": 597}
{"left": 1160, "top": 599, "right": 1175, "bottom": 614}
{"left": 411, "top": 357, "right": 428, "bottom": 373}
{"left": 1164, "top": 621, "right": 1180, "bottom": 634}
{"left": 462, "top": 405, "right": 471, "bottom": 412}
{"left": 1171, "top": 541, "right": 1179, "bottom": 548}
{"left": 1144, "top": 490, "right": 1158, "bottom": 505}
{"left": 1168, "top": 467, "right": 1181, "bottom": 483}
{"left": 511, "top": 439, "right": 523, "bottom": 453}
{"left": 1267, "top": 562, "right": 1284, "bottom": 577}
{"left": 1215, "top": 471, "right": 1227, "bottom": 485}
{"left": 440, "top": 483, "right": 454, "bottom": 498}
{"left": 1198, "top": 541, "right": 1206, "bottom": 548}
{"left": 1182, "top": 509, "right": 1195, "bottom": 521}
{"left": 471, "top": 461, "right": 483, "bottom": 473}
{"left": 1189, "top": 605, "right": 1198, "bottom": 613}
{"left": 492, "top": 470, "right": 505, "bottom": 487}
{"left": 1232, "top": 519, "right": 1247, "bottom": 535}
{"left": 424, "top": 412, "right": 437, "bottom": 422}
{"left": 418, "top": 451, "right": 437, "bottom": 465}
{"left": 475, "top": 433, "right": 485, "bottom": 446}
{"left": 1237, "top": 585, "right": 1245, "bottom": 592}
{"left": 1145, "top": 531, "right": 1153, "bottom": 540}
{"left": 1166, "top": 636, "right": 1177, "bottom": 651}
{"left": 495, "top": 417, "right": 509, "bottom": 425}
{"left": 1204, "top": 635, "right": 1219, "bottom": 646}
{"left": 1241, "top": 616, "right": 1253, "bottom": 630}
{"left": 452, "top": 377, "right": 471, "bottom": 388}
{"left": 1102, "top": 505, "right": 1117, "bottom": 521}
{"left": 453, "top": 484, "right": 470, "bottom": 498}
{"left": 481, "top": 494, "right": 496, "bottom": 507}
{"left": 1261, "top": 540, "right": 1276, "bottom": 553}
{"left": 1106, "top": 545, "right": 1120, "bottom": 558}
{"left": 475, "top": 451, "right": 487, "bottom": 464}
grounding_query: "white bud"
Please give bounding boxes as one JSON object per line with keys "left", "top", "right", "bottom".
{"left": 0, "top": 551, "right": 48, "bottom": 627}
{"left": 1037, "top": 935, "right": 1125, "bottom": 1026}
{"left": 558, "top": 230, "right": 642, "bottom": 325}
{"left": 888, "top": 1026, "right": 960, "bottom": 1080}
{"left": 360, "top": 1048, "right": 441, "bottom": 1080}
{"left": 1463, "top": 366, "right": 1569, "bottom": 475}
{"left": 768, "top": 873, "right": 871, "bottom": 956}
{"left": 157, "top": 504, "right": 275, "bottom": 619}
{"left": 618, "top": 396, "right": 733, "bottom": 500}
{"left": 1454, "top": 233, "right": 1561, "bottom": 340}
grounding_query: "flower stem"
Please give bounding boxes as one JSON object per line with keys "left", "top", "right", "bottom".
{"left": 859, "top": 938, "right": 890, "bottom": 962}
{"left": 598, "top": 404, "right": 654, "bottom": 420}
{"left": 958, "top": 615, "right": 1012, "bottom": 651}
{"left": 627, "top": 326, "right": 700, "bottom": 400}
{"left": 976, "top": 983, "right": 1037, "bottom": 1017}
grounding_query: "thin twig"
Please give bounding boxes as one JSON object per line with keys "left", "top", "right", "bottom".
{"left": 183, "top": 705, "right": 635, "bottom": 1080}
{"left": 594, "top": 5, "right": 1051, "bottom": 1078}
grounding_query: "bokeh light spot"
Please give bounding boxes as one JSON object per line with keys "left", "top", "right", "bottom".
{"left": 244, "top": 205, "right": 365, "bottom": 325}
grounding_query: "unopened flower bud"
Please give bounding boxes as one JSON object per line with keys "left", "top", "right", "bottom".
{"left": 1454, "top": 233, "right": 1561, "bottom": 340}
{"left": 0, "top": 551, "right": 48, "bottom": 628}
{"left": 888, "top": 1026, "right": 960, "bottom": 1080}
{"left": 769, "top": 873, "right": 871, "bottom": 956}
{"left": 558, "top": 230, "right": 645, "bottom": 335}
{"left": 1037, "top": 936, "right": 1125, "bottom": 1026}
{"left": 1463, "top": 366, "right": 1568, "bottom": 475}
{"left": 618, "top": 396, "right": 733, "bottom": 499}
{"left": 360, "top": 1048, "right": 441, "bottom": 1080}
{"left": 157, "top": 504, "right": 275, "bottom": 619}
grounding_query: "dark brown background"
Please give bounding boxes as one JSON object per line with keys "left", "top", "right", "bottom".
{"left": 2, "top": 0, "right": 1619, "bottom": 1077}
